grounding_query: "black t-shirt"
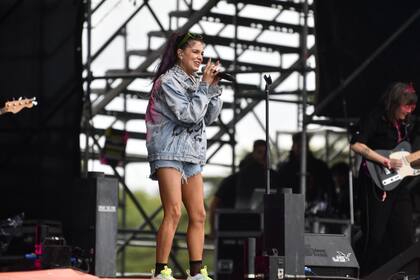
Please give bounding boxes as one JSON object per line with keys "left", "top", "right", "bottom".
{"left": 277, "top": 154, "right": 333, "bottom": 204}
{"left": 214, "top": 173, "right": 237, "bottom": 209}
{"left": 235, "top": 161, "right": 281, "bottom": 208}
{"left": 350, "top": 107, "right": 415, "bottom": 150}
{"left": 214, "top": 162, "right": 281, "bottom": 209}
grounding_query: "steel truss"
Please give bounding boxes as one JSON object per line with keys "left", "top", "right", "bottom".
{"left": 81, "top": 0, "right": 316, "bottom": 275}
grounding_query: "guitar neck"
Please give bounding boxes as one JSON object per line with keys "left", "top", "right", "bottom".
{"left": 406, "top": 150, "right": 420, "bottom": 163}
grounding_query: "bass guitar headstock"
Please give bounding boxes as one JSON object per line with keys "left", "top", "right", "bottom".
{"left": 4, "top": 97, "right": 38, "bottom": 114}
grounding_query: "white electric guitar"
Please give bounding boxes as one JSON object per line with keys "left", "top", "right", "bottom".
{"left": 366, "top": 141, "right": 420, "bottom": 191}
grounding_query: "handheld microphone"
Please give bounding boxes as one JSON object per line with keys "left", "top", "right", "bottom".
{"left": 200, "top": 66, "right": 236, "bottom": 82}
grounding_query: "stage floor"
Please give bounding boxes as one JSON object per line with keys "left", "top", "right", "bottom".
{"left": 0, "top": 268, "right": 150, "bottom": 280}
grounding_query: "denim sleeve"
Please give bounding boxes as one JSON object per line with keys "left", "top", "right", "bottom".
{"left": 208, "top": 84, "right": 222, "bottom": 97}
{"left": 205, "top": 95, "right": 223, "bottom": 125}
{"left": 205, "top": 84, "right": 223, "bottom": 125}
{"left": 161, "top": 76, "right": 212, "bottom": 124}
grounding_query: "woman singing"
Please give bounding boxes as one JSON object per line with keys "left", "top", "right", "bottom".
{"left": 350, "top": 82, "right": 417, "bottom": 276}
{"left": 146, "top": 32, "right": 222, "bottom": 280}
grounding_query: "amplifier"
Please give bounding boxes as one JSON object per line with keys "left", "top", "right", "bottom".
{"left": 264, "top": 191, "right": 305, "bottom": 277}
{"left": 215, "top": 209, "right": 262, "bottom": 236}
{"left": 67, "top": 173, "right": 118, "bottom": 277}
{"left": 304, "top": 233, "right": 359, "bottom": 278}
{"left": 214, "top": 210, "right": 263, "bottom": 280}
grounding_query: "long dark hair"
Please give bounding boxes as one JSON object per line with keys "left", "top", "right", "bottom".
{"left": 381, "top": 82, "right": 417, "bottom": 123}
{"left": 152, "top": 32, "right": 204, "bottom": 85}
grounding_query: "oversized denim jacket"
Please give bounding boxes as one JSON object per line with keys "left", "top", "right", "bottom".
{"left": 145, "top": 65, "right": 223, "bottom": 165}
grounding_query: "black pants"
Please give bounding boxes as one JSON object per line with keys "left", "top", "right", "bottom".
{"left": 357, "top": 172, "right": 413, "bottom": 276}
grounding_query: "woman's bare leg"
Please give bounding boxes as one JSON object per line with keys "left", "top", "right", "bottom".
{"left": 155, "top": 168, "right": 182, "bottom": 263}
{"left": 182, "top": 173, "right": 206, "bottom": 262}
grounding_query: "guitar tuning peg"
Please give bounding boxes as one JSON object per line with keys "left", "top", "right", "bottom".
{"left": 18, "top": 97, "right": 22, "bottom": 100}
{"left": 32, "top": 97, "right": 37, "bottom": 100}
{"left": 33, "top": 101, "right": 38, "bottom": 106}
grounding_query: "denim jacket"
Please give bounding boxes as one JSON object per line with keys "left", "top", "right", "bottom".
{"left": 145, "top": 65, "right": 223, "bottom": 165}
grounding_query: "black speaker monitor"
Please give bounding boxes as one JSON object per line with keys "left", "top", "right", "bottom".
{"left": 66, "top": 173, "right": 118, "bottom": 277}
{"left": 263, "top": 189, "right": 305, "bottom": 277}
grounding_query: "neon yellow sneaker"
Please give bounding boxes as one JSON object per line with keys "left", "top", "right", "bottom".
{"left": 151, "top": 265, "right": 175, "bottom": 280}
{"left": 186, "top": 266, "right": 212, "bottom": 280}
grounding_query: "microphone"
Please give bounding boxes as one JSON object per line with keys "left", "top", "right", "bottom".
{"left": 200, "top": 66, "right": 236, "bottom": 82}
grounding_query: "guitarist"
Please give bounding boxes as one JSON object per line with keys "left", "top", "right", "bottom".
{"left": 350, "top": 82, "right": 418, "bottom": 276}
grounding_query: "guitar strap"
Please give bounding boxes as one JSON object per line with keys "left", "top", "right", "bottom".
{"left": 395, "top": 121, "right": 403, "bottom": 143}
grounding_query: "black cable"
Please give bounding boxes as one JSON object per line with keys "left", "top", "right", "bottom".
{"left": 386, "top": 271, "right": 407, "bottom": 280}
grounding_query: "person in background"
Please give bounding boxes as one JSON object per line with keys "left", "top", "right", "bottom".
{"left": 276, "top": 132, "right": 334, "bottom": 214}
{"left": 145, "top": 31, "right": 222, "bottom": 280}
{"left": 350, "top": 82, "right": 418, "bottom": 276}
{"left": 208, "top": 155, "right": 249, "bottom": 237}
{"left": 209, "top": 140, "right": 281, "bottom": 236}
{"left": 330, "top": 161, "right": 351, "bottom": 219}
{"left": 235, "top": 140, "right": 281, "bottom": 209}
{"left": 326, "top": 161, "right": 355, "bottom": 234}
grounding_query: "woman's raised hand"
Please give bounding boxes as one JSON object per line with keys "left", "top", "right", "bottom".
{"left": 202, "top": 58, "right": 220, "bottom": 85}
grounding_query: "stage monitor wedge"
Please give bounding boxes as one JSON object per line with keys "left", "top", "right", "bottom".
{"left": 304, "top": 233, "right": 359, "bottom": 278}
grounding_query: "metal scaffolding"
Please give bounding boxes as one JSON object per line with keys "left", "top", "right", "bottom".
{"left": 81, "top": 0, "right": 317, "bottom": 275}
